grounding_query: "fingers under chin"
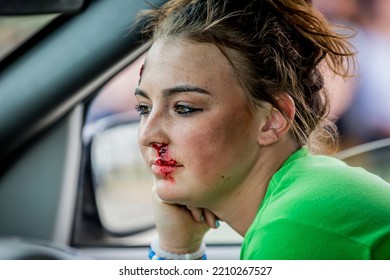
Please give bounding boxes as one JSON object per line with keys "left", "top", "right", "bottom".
{"left": 185, "top": 206, "right": 220, "bottom": 228}
{"left": 203, "top": 209, "right": 220, "bottom": 229}
{"left": 186, "top": 206, "right": 204, "bottom": 223}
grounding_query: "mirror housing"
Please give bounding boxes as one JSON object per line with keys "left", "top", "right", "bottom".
{"left": 85, "top": 113, "right": 155, "bottom": 237}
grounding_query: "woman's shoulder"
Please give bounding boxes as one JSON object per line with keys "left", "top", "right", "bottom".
{"left": 261, "top": 147, "right": 390, "bottom": 228}
{"left": 272, "top": 148, "right": 390, "bottom": 196}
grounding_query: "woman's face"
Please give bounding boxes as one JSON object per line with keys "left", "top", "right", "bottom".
{"left": 136, "top": 38, "right": 262, "bottom": 208}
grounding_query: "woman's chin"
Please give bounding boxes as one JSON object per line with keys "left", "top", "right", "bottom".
{"left": 155, "top": 179, "right": 179, "bottom": 202}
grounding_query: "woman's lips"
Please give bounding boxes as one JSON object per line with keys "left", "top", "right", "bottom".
{"left": 156, "top": 158, "right": 179, "bottom": 166}
{"left": 150, "top": 159, "right": 182, "bottom": 181}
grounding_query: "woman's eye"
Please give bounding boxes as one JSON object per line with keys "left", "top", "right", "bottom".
{"left": 135, "top": 104, "right": 151, "bottom": 116}
{"left": 174, "top": 104, "right": 203, "bottom": 115}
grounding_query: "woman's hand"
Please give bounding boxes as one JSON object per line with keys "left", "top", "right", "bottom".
{"left": 152, "top": 186, "right": 219, "bottom": 254}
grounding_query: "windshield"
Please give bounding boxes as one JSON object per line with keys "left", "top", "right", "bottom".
{"left": 0, "top": 14, "right": 57, "bottom": 61}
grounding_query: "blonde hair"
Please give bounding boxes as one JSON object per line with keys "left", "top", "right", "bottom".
{"left": 140, "top": 0, "right": 355, "bottom": 153}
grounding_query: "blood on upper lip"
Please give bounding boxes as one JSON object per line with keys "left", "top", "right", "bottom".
{"left": 156, "top": 158, "right": 178, "bottom": 166}
{"left": 152, "top": 143, "right": 178, "bottom": 181}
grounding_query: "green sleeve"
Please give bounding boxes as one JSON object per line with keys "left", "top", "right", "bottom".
{"left": 241, "top": 219, "right": 372, "bottom": 260}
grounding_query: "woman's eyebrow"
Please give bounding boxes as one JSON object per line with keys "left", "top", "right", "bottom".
{"left": 134, "top": 87, "right": 149, "bottom": 99}
{"left": 134, "top": 85, "right": 210, "bottom": 98}
{"left": 162, "top": 85, "right": 210, "bottom": 96}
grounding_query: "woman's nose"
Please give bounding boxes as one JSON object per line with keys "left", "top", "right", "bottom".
{"left": 138, "top": 110, "right": 169, "bottom": 148}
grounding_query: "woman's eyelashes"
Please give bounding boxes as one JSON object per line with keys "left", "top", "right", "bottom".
{"left": 135, "top": 103, "right": 203, "bottom": 117}
{"left": 135, "top": 104, "right": 151, "bottom": 116}
{"left": 174, "top": 104, "right": 203, "bottom": 115}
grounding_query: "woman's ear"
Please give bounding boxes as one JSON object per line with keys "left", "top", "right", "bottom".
{"left": 257, "top": 94, "right": 295, "bottom": 146}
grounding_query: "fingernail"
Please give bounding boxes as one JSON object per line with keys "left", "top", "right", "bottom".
{"left": 200, "top": 215, "right": 205, "bottom": 222}
{"left": 215, "top": 220, "right": 220, "bottom": 228}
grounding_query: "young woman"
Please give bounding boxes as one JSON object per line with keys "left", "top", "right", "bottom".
{"left": 134, "top": 0, "right": 390, "bottom": 259}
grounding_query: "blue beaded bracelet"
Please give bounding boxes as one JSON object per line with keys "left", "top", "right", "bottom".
{"left": 148, "top": 239, "right": 207, "bottom": 260}
{"left": 149, "top": 247, "right": 207, "bottom": 260}
{"left": 148, "top": 247, "right": 166, "bottom": 260}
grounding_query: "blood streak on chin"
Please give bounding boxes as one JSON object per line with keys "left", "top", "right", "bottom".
{"left": 152, "top": 144, "right": 177, "bottom": 182}
{"left": 158, "top": 166, "right": 175, "bottom": 182}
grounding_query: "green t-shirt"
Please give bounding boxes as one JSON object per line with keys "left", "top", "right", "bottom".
{"left": 241, "top": 147, "right": 390, "bottom": 259}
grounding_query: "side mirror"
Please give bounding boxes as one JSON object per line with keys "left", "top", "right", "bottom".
{"left": 86, "top": 114, "right": 155, "bottom": 236}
